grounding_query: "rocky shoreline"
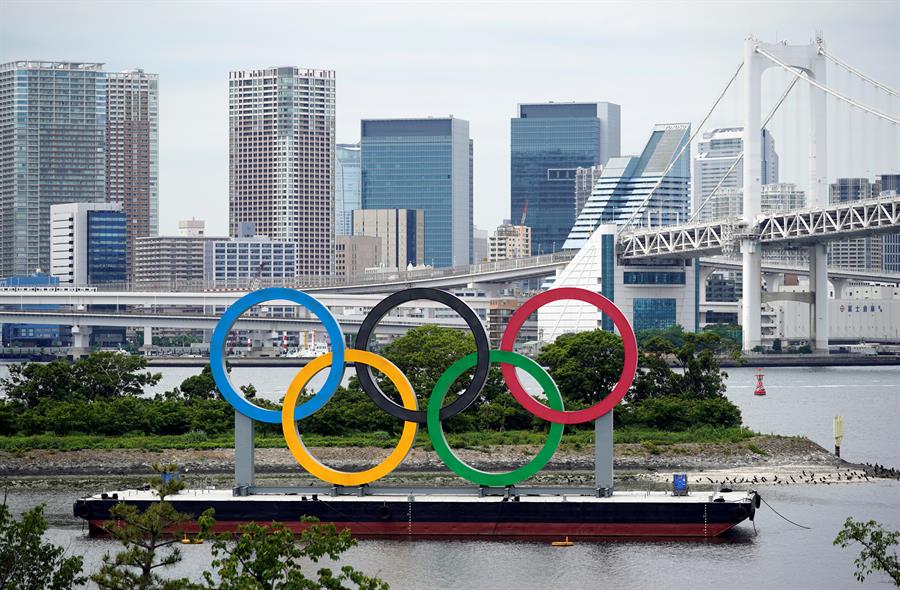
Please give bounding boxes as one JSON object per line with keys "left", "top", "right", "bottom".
{"left": 2, "top": 435, "right": 880, "bottom": 489}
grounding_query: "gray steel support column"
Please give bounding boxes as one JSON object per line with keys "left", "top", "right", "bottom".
{"left": 741, "top": 37, "right": 764, "bottom": 353}
{"left": 741, "top": 240, "right": 762, "bottom": 351}
{"left": 809, "top": 243, "right": 830, "bottom": 352}
{"left": 71, "top": 325, "right": 92, "bottom": 359}
{"left": 234, "top": 411, "right": 255, "bottom": 487}
{"left": 807, "top": 46, "right": 828, "bottom": 353}
{"left": 743, "top": 37, "right": 763, "bottom": 222}
{"left": 595, "top": 410, "right": 613, "bottom": 495}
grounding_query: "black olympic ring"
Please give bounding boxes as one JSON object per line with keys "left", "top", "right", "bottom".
{"left": 353, "top": 287, "right": 491, "bottom": 424}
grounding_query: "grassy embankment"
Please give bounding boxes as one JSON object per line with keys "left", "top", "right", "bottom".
{"left": 0, "top": 426, "right": 756, "bottom": 452}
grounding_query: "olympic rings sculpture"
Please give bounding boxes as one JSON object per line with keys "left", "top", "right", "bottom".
{"left": 210, "top": 286, "right": 638, "bottom": 487}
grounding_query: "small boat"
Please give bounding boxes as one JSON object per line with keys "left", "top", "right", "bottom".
{"left": 551, "top": 536, "right": 574, "bottom": 547}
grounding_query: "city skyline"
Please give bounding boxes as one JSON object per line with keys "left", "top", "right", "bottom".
{"left": 2, "top": 1, "right": 897, "bottom": 237}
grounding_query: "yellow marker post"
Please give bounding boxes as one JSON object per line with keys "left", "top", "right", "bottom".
{"left": 833, "top": 415, "right": 844, "bottom": 458}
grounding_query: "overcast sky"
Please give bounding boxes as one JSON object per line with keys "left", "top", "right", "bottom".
{"left": 2, "top": 0, "right": 898, "bottom": 235}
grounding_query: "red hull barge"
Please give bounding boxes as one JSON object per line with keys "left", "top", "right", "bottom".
{"left": 74, "top": 488, "right": 758, "bottom": 539}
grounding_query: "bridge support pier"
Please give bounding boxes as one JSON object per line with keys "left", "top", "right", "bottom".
{"left": 831, "top": 277, "right": 849, "bottom": 299}
{"left": 809, "top": 244, "right": 829, "bottom": 352}
{"left": 140, "top": 326, "right": 154, "bottom": 354}
{"left": 71, "top": 325, "right": 92, "bottom": 359}
{"left": 741, "top": 240, "right": 762, "bottom": 351}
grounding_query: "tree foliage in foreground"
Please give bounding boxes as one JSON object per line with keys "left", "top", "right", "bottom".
{"left": 91, "top": 464, "right": 213, "bottom": 590}
{"left": 0, "top": 503, "right": 85, "bottom": 590}
{"left": 204, "top": 519, "right": 388, "bottom": 590}
{"left": 834, "top": 517, "right": 900, "bottom": 586}
{"left": 86, "top": 464, "right": 388, "bottom": 590}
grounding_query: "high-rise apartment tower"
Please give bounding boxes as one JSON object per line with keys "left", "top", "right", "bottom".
{"left": 229, "top": 67, "right": 336, "bottom": 276}
{"left": 105, "top": 69, "right": 159, "bottom": 281}
{"left": 0, "top": 61, "right": 107, "bottom": 278}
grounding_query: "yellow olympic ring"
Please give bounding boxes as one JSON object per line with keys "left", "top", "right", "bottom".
{"left": 281, "top": 350, "right": 419, "bottom": 486}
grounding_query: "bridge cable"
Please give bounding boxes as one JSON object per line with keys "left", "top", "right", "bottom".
{"left": 756, "top": 48, "right": 900, "bottom": 125}
{"left": 816, "top": 44, "right": 900, "bottom": 99}
{"left": 617, "top": 61, "right": 745, "bottom": 236}
{"left": 689, "top": 75, "right": 801, "bottom": 223}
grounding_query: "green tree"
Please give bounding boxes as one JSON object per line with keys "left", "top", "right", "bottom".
{"left": 91, "top": 464, "right": 213, "bottom": 590}
{"left": 0, "top": 503, "right": 85, "bottom": 590}
{"left": 701, "top": 323, "right": 742, "bottom": 349}
{"left": 536, "top": 330, "right": 625, "bottom": 406}
{"left": 204, "top": 518, "right": 388, "bottom": 590}
{"left": 378, "top": 324, "right": 476, "bottom": 406}
{"left": 635, "top": 324, "right": 688, "bottom": 350}
{"left": 534, "top": 328, "right": 739, "bottom": 430}
{"left": 834, "top": 517, "right": 900, "bottom": 586}
{"left": 0, "top": 359, "right": 76, "bottom": 407}
{"left": 73, "top": 352, "right": 162, "bottom": 400}
{"left": 0, "top": 352, "right": 160, "bottom": 408}
{"left": 171, "top": 364, "right": 218, "bottom": 402}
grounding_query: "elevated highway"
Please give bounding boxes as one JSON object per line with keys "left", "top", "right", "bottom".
{"left": 0, "top": 309, "right": 468, "bottom": 336}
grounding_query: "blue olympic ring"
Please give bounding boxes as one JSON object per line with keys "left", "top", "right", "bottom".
{"left": 209, "top": 287, "right": 346, "bottom": 423}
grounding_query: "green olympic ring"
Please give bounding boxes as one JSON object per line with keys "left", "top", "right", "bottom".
{"left": 427, "top": 350, "right": 565, "bottom": 487}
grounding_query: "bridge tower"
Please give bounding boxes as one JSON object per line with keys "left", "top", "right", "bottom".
{"left": 742, "top": 37, "right": 828, "bottom": 351}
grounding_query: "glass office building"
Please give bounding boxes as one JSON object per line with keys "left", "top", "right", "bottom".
{"left": 361, "top": 118, "right": 472, "bottom": 268}
{"left": 203, "top": 223, "right": 296, "bottom": 287}
{"left": 50, "top": 202, "right": 125, "bottom": 285}
{"left": 510, "top": 102, "right": 620, "bottom": 255}
{"left": 86, "top": 209, "right": 127, "bottom": 284}
{"left": 335, "top": 144, "right": 361, "bottom": 236}
{"left": 0, "top": 61, "right": 107, "bottom": 279}
{"left": 563, "top": 123, "right": 691, "bottom": 250}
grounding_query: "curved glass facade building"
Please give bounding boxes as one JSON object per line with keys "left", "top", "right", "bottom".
{"left": 563, "top": 123, "right": 691, "bottom": 250}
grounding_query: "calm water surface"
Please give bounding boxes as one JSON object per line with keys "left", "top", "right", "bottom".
{"left": 2, "top": 363, "right": 899, "bottom": 589}
{"left": 7, "top": 481, "right": 900, "bottom": 590}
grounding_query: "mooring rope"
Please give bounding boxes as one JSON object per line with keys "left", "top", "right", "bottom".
{"left": 760, "top": 495, "right": 811, "bottom": 530}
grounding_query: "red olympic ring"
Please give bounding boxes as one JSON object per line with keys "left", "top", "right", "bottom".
{"left": 499, "top": 287, "right": 638, "bottom": 425}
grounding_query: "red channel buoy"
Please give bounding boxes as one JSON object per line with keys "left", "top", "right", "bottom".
{"left": 754, "top": 368, "right": 767, "bottom": 396}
